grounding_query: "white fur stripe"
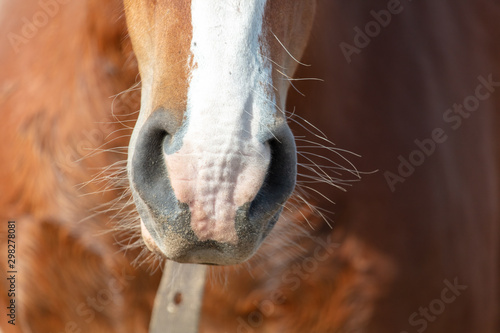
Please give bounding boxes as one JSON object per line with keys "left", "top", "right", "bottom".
{"left": 165, "top": 0, "right": 274, "bottom": 244}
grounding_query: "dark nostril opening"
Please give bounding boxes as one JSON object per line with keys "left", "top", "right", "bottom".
{"left": 131, "top": 110, "right": 174, "bottom": 189}
{"left": 131, "top": 109, "right": 189, "bottom": 239}
{"left": 131, "top": 109, "right": 184, "bottom": 182}
{"left": 264, "top": 135, "right": 296, "bottom": 199}
{"left": 245, "top": 124, "right": 297, "bottom": 232}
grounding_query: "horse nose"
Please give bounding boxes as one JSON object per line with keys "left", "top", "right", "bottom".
{"left": 130, "top": 108, "right": 296, "bottom": 264}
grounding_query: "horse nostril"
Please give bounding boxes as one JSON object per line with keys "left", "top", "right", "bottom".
{"left": 243, "top": 124, "right": 297, "bottom": 237}
{"left": 130, "top": 110, "right": 177, "bottom": 197}
{"left": 260, "top": 128, "right": 296, "bottom": 199}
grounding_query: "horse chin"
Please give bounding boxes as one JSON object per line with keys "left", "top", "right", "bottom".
{"left": 135, "top": 195, "right": 283, "bottom": 265}
{"left": 139, "top": 217, "right": 265, "bottom": 266}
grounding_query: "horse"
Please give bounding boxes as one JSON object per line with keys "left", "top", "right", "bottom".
{"left": 1, "top": 0, "right": 499, "bottom": 332}
{"left": 123, "top": 0, "right": 316, "bottom": 265}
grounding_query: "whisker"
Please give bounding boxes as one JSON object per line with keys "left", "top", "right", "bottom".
{"left": 272, "top": 32, "right": 311, "bottom": 67}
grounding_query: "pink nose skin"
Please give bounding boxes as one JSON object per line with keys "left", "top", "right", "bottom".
{"left": 165, "top": 139, "right": 271, "bottom": 245}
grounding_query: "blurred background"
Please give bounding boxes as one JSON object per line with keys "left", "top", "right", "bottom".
{"left": 1, "top": 0, "right": 499, "bottom": 332}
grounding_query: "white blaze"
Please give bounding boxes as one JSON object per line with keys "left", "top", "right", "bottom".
{"left": 165, "top": 0, "right": 274, "bottom": 244}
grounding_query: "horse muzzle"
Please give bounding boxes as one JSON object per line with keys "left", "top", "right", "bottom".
{"left": 129, "top": 108, "right": 296, "bottom": 265}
